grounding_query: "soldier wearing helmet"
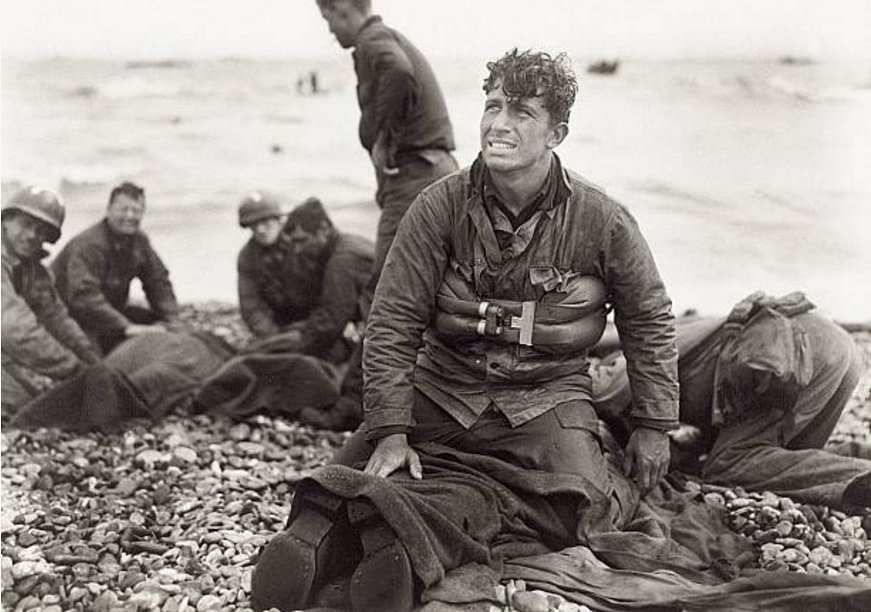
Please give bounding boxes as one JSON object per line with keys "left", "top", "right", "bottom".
{"left": 236, "top": 193, "right": 373, "bottom": 353}
{"left": 51, "top": 182, "right": 180, "bottom": 354}
{"left": 1, "top": 186, "right": 100, "bottom": 414}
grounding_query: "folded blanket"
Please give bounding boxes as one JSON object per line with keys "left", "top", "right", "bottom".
{"left": 283, "top": 442, "right": 870, "bottom": 611}
{"left": 289, "top": 442, "right": 748, "bottom": 591}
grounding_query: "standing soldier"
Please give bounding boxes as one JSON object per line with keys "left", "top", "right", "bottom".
{"left": 51, "top": 182, "right": 180, "bottom": 355}
{"left": 2, "top": 187, "right": 100, "bottom": 415}
{"left": 314, "top": 0, "right": 459, "bottom": 427}
{"left": 315, "top": 0, "right": 458, "bottom": 283}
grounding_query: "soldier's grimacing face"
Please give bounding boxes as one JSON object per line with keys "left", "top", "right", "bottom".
{"left": 106, "top": 194, "right": 146, "bottom": 235}
{"left": 480, "top": 84, "right": 564, "bottom": 177}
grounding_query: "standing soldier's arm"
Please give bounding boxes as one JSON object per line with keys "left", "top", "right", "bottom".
{"left": 138, "top": 236, "right": 179, "bottom": 321}
{"left": 1, "top": 265, "right": 88, "bottom": 379}
{"left": 368, "top": 38, "right": 415, "bottom": 169}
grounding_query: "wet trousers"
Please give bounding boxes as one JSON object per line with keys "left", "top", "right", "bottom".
{"left": 332, "top": 390, "right": 629, "bottom": 530}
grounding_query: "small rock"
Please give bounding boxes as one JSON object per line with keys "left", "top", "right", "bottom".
{"left": 196, "top": 594, "right": 223, "bottom": 611}
{"left": 115, "top": 477, "right": 140, "bottom": 496}
{"left": 16, "top": 532, "right": 37, "bottom": 547}
{"left": 136, "top": 449, "right": 166, "bottom": 466}
{"left": 91, "top": 590, "right": 119, "bottom": 612}
{"left": 119, "top": 571, "right": 147, "bottom": 590}
{"left": 228, "top": 424, "right": 251, "bottom": 441}
{"left": 173, "top": 447, "right": 198, "bottom": 464}
{"left": 10, "top": 559, "right": 49, "bottom": 579}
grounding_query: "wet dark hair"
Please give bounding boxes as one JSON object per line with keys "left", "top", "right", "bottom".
{"left": 483, "top": 49, "right": 578, "bottom": 125}
{"left": 109, "top": 182, "right": 145, "bottom": 205}
{"left": 315, "top": 0, "right": 370, "bottom": 13}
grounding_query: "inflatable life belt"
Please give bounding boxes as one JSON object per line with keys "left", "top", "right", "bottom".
{"left": 433, "top": 269, "right": 608, "bottom": 354}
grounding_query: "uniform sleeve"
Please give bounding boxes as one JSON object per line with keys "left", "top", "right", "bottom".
{"left": 603, "top": 203, "right": 680, "bottom": 431}
{"left": 1, "top": 265, "right": 85, "bottom": 379}
{"left": 138, "top": 238, "right": 179, "bottom": 320}
{"left": 36, "top": 269, "right": 100, "bottom": 365}
{"left": 363, "top": 186, "right": 452, "bottom": 439}
{"left": 237, "top": 250, "right": 280, "bottom": 338}
{"left": 288, "top": 246, "right": 369, "bottom": 354}
{"left": 64, "top": 240, "right": 132, "bottom": 334}
{"left": 366, "top": 37, "right": 416, "bottom": 155}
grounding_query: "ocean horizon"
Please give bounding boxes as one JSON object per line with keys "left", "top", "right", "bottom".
{"left": 3, "top": 55, "right": 870, "bottom": 321}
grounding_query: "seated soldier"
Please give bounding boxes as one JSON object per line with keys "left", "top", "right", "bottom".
{"left": 251, "top": 49, "right": 679, "bottom": 612}
{"left": 590, "top": 292, "right": 871, "bottom": 509}
{"left": 237, "top": 193, "right": 373, "bottom": 361}
{"left": 2, "top": 187, "right": 100, "bottom": 415}
{"left": 51, "top": 182, "right": 180, "bottom": 354}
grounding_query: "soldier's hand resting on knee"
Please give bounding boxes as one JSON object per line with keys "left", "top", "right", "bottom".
{"left": 365, "top": 433, "right": 422, "bottom": 480}
{"left": 623, "top": 427, "right": 670, "bottom": 496}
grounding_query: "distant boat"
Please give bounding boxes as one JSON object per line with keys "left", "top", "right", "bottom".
{"left": 778, "top": 56, "right": 815, "bottom": 66}
{"left": 587, "top": 60, "right": 619, "bottom": 75}
{"left": 125, "top": 59, "right": 190, "bottom": 70}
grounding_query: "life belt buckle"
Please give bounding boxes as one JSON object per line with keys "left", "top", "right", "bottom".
{"left": 508, "top": 301, "right": 536, "bottom": 346}
{"left": 474, "top": 302, "right": 505, "bottom": 338}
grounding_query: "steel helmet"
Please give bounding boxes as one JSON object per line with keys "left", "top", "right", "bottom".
{"left": 238, "top": 191, "right": 282, "bottom": 228}
{"left": 1, "top": 186, "right": 65, "bottom": 243}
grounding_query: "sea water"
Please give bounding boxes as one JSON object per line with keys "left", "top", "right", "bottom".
{"left": 2, "top": 56, "right": 870, "bottom": 321}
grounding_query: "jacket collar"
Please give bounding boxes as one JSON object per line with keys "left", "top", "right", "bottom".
{"left": 353, "top": 15, "right": 382, "bottom": 47}
{"left": 468, "top": 152, "right": 572, "bottom": 214}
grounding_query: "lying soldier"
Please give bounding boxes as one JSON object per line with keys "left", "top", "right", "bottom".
{"left": 591, "top": 291, "right": 871, "bottom": 509}
{"left": 1, "top": 187, "right": 100, "bottom": 415}
{"left": 51, "top": 182, "right": 180, "bottom": 355}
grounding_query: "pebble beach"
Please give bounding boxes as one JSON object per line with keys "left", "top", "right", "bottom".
{"left": 1, "top": 304, "right": 869, "bottom": 611}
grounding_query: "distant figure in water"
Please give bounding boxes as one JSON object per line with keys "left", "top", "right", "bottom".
{"left": 309, "top": 70, "right": 319, "bottom": 94}
{"left": 51, "top": 182, "right": 181, "bottom": 355}
{"left": 2, "top": 187, "right": 100, "bottom": 415}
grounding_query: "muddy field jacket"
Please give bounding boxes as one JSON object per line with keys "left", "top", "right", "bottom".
{"left": 352, "top": 16, "right": 455, "bottom": 161}
{"left": 2, "top": 244, "right": 99, "bottom": 379}
{"left": 51, "top": 220, "right": 179, "bottom": 335}
{"left": 237, "top": 231, "right": 374, "bottom": 353}
{"left": 363, "top": 155, "right": 680, "bottom": 440}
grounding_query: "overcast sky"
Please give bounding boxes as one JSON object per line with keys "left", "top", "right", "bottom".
{"left": 2, "top": 0, "right": 871, "bottom": 61}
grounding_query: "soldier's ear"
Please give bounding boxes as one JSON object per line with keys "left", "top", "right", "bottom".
{"left": 547, "top": 122, "right": 569, "bottom": 149}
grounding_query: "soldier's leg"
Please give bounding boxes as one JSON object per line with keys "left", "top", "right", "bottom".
{"left": 784, "top": 313, "right": 864, "bottom": 449}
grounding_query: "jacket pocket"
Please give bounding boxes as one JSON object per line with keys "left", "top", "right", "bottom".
{"left": 553, "top": 399, "right": 598, "bottom": 433}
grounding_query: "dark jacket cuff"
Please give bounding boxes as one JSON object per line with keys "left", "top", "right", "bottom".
{"left": 364, "top": 406, "right": 414, "bottom": 441}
